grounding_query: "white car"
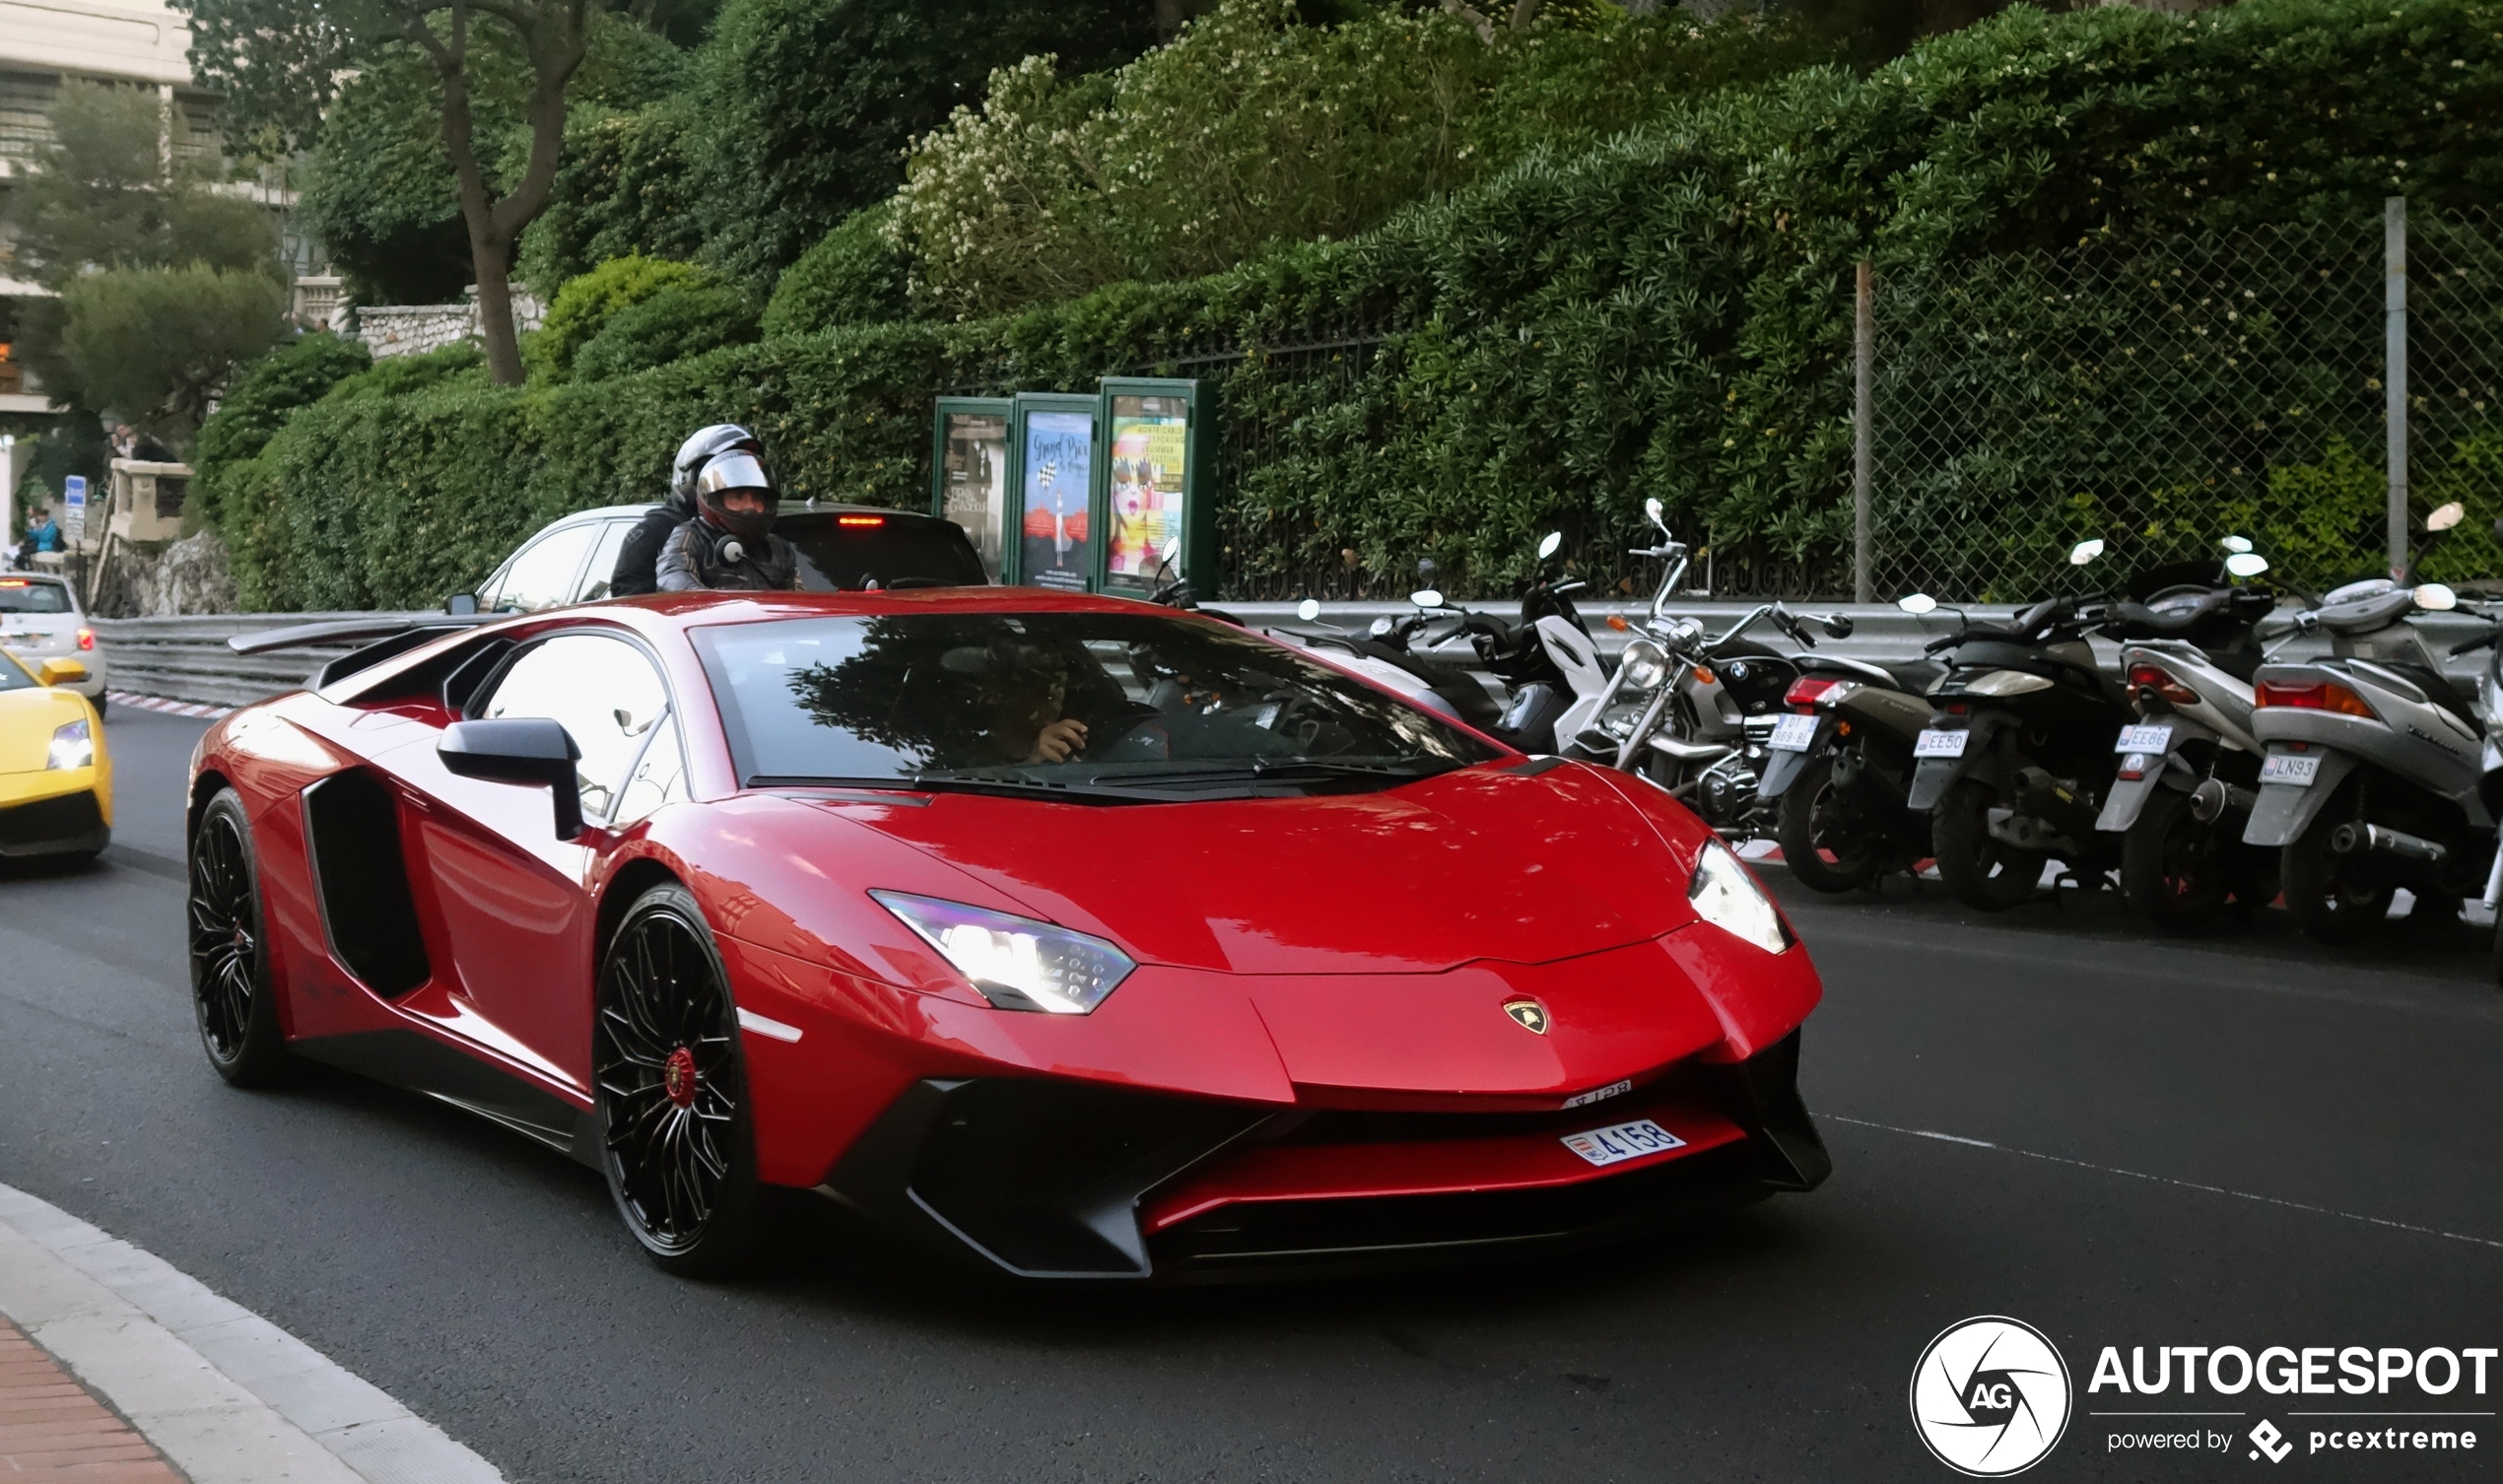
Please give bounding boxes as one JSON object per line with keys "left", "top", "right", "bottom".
{"left": 0, "top": 573, "right": 107, "bottom": 715}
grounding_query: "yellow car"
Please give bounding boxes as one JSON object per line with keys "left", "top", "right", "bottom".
{"left": 0, "top": 648, "right": 110, "bottom": 860}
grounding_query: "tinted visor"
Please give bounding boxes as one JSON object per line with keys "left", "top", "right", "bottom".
{"left": 697, "top": 452, "right": 776, "bottom": 500}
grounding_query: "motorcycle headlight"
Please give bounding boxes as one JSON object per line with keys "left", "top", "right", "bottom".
{"left": 46, "top": 718, "right": 93, "bottom": 772}
{"left": 1964, "top": 669, "right": 2054, "bottom": 698}
{"left": 1620, "top": 639, "right": 1669, "bottom": 692}
{"left": 872, "top": 891, "right": 1135, "bottom": 1014}
{"left": 1686, "top": 840, "right": 1791, "bottom": 954}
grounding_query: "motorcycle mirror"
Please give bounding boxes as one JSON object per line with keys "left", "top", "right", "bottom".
{"left": 2224, "top": 552, "right": 2270, "bottom": 578}
{"left": 1368, "top": 616, "right": 1394, "bottom": 637}
{"left": 1410, "top": 588, "right": 1445, "bottom": 610}
{"left": 1161, "top": 536, "right": 1183, "bottom": 567}
{"left": 1644, "top": 497, "right": 1664, "bottom": 526}
{"left": 1822, "top": 615, "right": 1856, "bottom": 639}
{"left": 2221, "top": 535, "right": 2254, "bottom": 554}
{"left": 1897, "top": 593, "right": 1938, "bottom": 615}
{"left": 2428, "top": 502, "right": 2467, "bottom": 533}
{"left": 1296, "top": 598, "right": 1322, "bottom": 622}
{"left": 1537, "top": 531, "right": 1563, "bottom": 560}
{"left": 2068, "top": 538, "right": 2106, "bottom": 566}
{"left": 2414, "top": 581, "right": 2460, "bottom": 612}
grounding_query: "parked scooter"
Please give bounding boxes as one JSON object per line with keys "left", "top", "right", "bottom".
{"left": 1905, "top": 540, "right": 2137, "bottom": 911}
{"left": 1759, "top": 646, "right": 1947, "bottom": 894}
{"left": 2090, "top": 539, "right": 2283, "bottom": 929}
{"left": 1285, "top": 534, "right": 1606, "bottom": 755}
{"left": 2243, "top": 505, "right": 2496, "bottom": 943}
{"left": 1575, "top": 499, "right": 1854, "bottom": 835}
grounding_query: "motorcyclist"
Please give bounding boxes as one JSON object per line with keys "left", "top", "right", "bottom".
{"left": 612, "top": 425, "right": 762, "bottom": 597}
{"left": 655, "top": 442, "right": 800, "bottom": 592}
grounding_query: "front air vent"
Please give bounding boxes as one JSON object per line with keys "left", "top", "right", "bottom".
{"left": 303, "top": 771, "right": 431, "bottom": 996}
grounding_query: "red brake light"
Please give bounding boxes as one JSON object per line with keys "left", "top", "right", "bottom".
{"left": 2127, "top": 661, "right": 2198, "bottom": 706}
{"left": 837, "top": 514, "right": 886, "bottom": 528}
{"left": 76, "top": 628, "right": 94, "bottom": 651}
{"left": 2254, "top": 680, "right": 2374, "bottom": 717}
{"left": 1785, "top": 676, "right": 1843, "bottom": 708}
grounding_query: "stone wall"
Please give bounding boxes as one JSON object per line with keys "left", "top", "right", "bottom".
{"left": 358, "top": 288, "right": 548, "bottom": 360}
{"left": 123, "top": 529, "right": 239, "bottom": 616}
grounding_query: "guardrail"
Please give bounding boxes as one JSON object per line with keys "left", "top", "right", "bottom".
{"left": 92, "top": 598, "right": 2491, "bottom": 710}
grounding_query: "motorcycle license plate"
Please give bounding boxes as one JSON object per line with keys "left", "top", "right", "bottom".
{"left": 1768, "top": 713, "right": 1818, "bottom": 753}
{"left": 2260, "top": 753, "right": 2322, "bottom": 787}
{"left": 2115, "top": 724, "right": 2173, "bottom": 755}
{"left": 1914, "top": 728, "right": 1969, "bottom": 760}
{"left": 1560, "top": 1118, "right": 1687, "bottom": 1168}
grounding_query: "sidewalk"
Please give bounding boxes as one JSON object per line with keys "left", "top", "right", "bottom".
{"left": 0, "top": 1315, "right": 179, "bottom": 1480}
{"left": 0, "top": 1180, "right": 503, "bottom": 1483}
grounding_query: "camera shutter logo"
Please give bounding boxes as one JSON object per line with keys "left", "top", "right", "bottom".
{"left": 1910, "top": 1316, "right": 2072, "bottom": 1476}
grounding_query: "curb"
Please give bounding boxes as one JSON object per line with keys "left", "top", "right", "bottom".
{"left": 105, "top": 692, "right": 232, "bottom": 720}
{"left": 0, "top": 1180, "right": 503, "bottom": 1484}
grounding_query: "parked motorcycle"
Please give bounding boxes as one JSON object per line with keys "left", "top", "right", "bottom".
{"left": 1904, "top": 540, "right": 2136, "bottom": 911}
{"left": 1574, "top": 499, "right": 1853, "bottom": 836}
{"left": 2090, "top": 539, "right": 2284, "bottom": 929}
{"left": 2244, "top": 506, "right": 2497, "bottom": 943}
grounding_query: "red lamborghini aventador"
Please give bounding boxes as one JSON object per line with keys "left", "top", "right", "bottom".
{"left": 187, "top": 589, "right": 1829, "bottom": 1279}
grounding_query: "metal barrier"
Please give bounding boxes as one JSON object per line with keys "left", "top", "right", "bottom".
{"left": 92, "top": 613, "right": 437, "bottom": 709}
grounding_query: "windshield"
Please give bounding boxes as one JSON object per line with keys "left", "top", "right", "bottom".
{"left": 695, "top": 611, "right": 1500, "bottom": 800}
{"left": 0, "top": 651, "right": 33, "bottom": 692}
{"left": 0, "top": 580, "right": 72, "bottom": 614}
{"left": 783, "top": 515, "right": 986, "bottom": 591}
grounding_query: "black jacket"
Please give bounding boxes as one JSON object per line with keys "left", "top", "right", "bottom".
{"left": 608, "top": 501, "right": 689, "bottom": 598}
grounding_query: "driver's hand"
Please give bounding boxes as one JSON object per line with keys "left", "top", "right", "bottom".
{"left": 1028, "top": 717, "right": 1089, "bottom": 764}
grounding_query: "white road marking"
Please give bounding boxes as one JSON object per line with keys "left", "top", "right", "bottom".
{"left": 1826, "top": 1113, "right": 2503, "bottom": 1251}
{"left": 0, "top": 1180, "right": 504, "bottom": 1482}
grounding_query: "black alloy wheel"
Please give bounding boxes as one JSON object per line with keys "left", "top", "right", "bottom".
{"left": 592, "top": 882, "right": 761, "bottom": 1276}
{"left": 2279, "top": 778, "right": 2394, "bottom": 945}
{"left": 186, "top": 789, "right": 290, "bottom": 1085}
{"left": 1931, "top": 778, "right": 2049, "bottom": 912}
{"left": 1777, "top": 753, "right": 1881, "bottom": 894}
{"left": 2119, "top": 786, "right": 2232, "bottom": 931}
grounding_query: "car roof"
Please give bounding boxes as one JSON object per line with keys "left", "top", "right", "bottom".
{"left": 542, "top": 502, "right": 956, "bottom": 526}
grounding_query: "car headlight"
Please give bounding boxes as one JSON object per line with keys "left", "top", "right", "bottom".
{"left": 871, "top": 890, "right": 1135, "bottom": 1014}
{"left": 1687, "top": 840, "right": 1790, "bottom": 954}
{"left": 46, "top": 718, "right": 93, "bottom": 772}
{"left": 1619, "top": 639, "right": 1669, "bottom": 692}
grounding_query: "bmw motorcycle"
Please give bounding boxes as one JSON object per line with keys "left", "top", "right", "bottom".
{"left": 2091, "top": 540, "right": 2284, "bottom": 929}
{"left": 1904, "top": 541, "right": 2137, "bottom": 911}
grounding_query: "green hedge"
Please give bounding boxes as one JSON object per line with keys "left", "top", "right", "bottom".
{"left": 216, "top": 0, "right": 2503, "bottom": 609}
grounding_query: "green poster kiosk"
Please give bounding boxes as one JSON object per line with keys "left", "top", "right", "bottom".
{"left": 1006, "top": 391, "right": 1100, "bottom": 591}
{"left": 929, "top": 396, "right": 1010, "bottom": 581}
{"left": 1093, "top": 378, "right": 1214, "bottom": 601}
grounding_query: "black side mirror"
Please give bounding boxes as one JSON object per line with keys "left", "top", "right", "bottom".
{"left": 1822, "top": 615, "right": 1855, "bottom": 640}
{"left": 445, "top": 592, "right": 479, "bottom": 616}
{"left": 438, "top": 718, "right": 583, "bottom": 840}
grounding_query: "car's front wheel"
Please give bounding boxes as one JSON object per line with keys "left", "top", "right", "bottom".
{"left": 187, "top": 788, "right": 291, "bottom": 1085}
{"left": 592, "top": 882, "right": 762, "bottom": 1276}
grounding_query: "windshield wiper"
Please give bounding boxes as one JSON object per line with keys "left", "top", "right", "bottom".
{"left": 1082, "top": 759, "right": 1457, "bottom": 792}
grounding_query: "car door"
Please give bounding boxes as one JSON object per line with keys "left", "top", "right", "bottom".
{"left": 404, "top": 631, "right": 672, "bottom": 1084}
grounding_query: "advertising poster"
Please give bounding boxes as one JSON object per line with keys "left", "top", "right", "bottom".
{"left": 1018, "top": 409, "right": 1094, "bottom": 591}
{"left": 1104, "top": 395, "right": 1189, "bottom": 590}
{"left": 940, "top": 411, "right": 1008, "bottom": 581}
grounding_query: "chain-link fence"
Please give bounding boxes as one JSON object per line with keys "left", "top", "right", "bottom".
{"left": 1872, "top": 203, "right": 2503, "bottom": 603}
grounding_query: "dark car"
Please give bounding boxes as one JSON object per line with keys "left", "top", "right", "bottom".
{"left": 467, "top": 502, "right": 986, "bottom": 613}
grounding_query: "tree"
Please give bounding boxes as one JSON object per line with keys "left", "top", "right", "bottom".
{"left": 48, "top": 268, "right": 288, "bottom": 434}
{"left": 182, "top": 0, "right": 604, "bottom": 385}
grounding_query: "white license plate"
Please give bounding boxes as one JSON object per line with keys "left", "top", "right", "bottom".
{"left": 1560, "top": 1118, "right": 1687, "bottom": 1168}
{"left": 1768, "top": 713, "right": 1819, "bottom": 753}
{"left": 2260, "top": 752, "right": 2322, "bottom": 786}
{"left": 1914, "top": 727, "right": 1969, "bottom": 760}
{"left": 2116, "top": 724, "right": 2174, "bottom": 755}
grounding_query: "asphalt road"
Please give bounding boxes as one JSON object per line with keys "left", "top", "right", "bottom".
{"left": 0, "top": 706, "right": 2494, "bottom": 1482}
